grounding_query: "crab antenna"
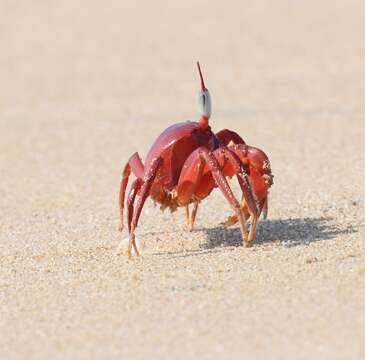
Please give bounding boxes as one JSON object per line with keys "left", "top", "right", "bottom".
{"left": 197, "top": 61, "right": 207, "bottom": 91}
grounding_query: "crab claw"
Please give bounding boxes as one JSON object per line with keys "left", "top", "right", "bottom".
{"left": 260, "top": 175, "right": 272, "bottom": 219}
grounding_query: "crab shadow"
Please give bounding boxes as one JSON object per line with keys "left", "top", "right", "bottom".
{"left": 200, "top": 217, "right": 356, "bottom": 249}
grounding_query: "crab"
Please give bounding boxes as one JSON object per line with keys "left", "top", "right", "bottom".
{"left": 118, "top": 62, "right": 273, "bottom": 256}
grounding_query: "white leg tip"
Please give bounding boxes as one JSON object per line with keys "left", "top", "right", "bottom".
{"left": 116, "top": 236, "right": 145, "bottom": 256}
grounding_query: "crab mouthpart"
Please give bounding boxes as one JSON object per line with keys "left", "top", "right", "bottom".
{"left": 262, "top": 174, "right": 274, "bottom": 186}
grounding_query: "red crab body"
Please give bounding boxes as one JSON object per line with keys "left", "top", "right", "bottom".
{"left": 118, "top": 63, "right": 273, "bottom": 257}
{"left": 145, "top": 121, "right": 215, "bottom": 192}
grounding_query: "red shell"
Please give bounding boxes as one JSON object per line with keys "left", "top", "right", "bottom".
{"left": 144, "top": 121, "right": 216, "bottom": 190}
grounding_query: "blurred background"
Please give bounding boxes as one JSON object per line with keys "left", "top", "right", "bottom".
{"left": 1, "top": 1, "right": 364, "bottom": 359}
{"left": 2, "top": 0, "right": 364, "bottom": 118}
{"left": 1, "top": 0, "right": 364, "bottom": 227}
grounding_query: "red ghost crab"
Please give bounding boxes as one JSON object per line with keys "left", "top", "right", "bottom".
{"left": 118, "top": 62, "right": 273, "bottom": 256}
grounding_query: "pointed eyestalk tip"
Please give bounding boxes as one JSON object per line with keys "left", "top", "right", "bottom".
{"left": 196, "top": 61, "right": 207, "bottom": 91}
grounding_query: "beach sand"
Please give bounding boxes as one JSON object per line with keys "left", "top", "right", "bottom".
{"left": 1, "top": 1, "right": 364, "bottom": 359}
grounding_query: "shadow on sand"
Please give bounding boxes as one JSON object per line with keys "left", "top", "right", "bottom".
{"left": 202, "top": 216, "right": 356, "bottom": 249}
{"left": 151, "top": 217, "right": 356, "bottom": 259}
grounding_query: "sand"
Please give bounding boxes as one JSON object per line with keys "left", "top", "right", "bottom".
{"left": 1, "top": 1, "right": 364, "bottom": 359}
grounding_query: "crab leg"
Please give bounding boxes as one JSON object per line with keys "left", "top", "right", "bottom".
{"left": 118, "top": 152, "right": 144, "bottom": 231}
{"left": 222, "top": 144, "right": 272, "bottom": 238}
{"left": 213, "top": 147, "right": 260, "bottom": 243}
{"left": 127, "top": 178, "right": 143, "bottom": 233}
{"left": 189, "top": 202, "right": 199, "bottom": 230}
{"left": 184, "top": 202, "right": 199, "bottom": 230}
{"left": 198, "top": 148, "right": 249, "bottom": 244}
{"left": 128, "top": 157, "right": 163, "bottom": 257}
{"left": 184, "top": 205, "right": 190, "bottom": 225}
{"left": 236, "top": 168, "right": 259, "bottom": 242}
{"left": 262, "top": 196, "right": 268, "bottom": 220}
{"left": 177, "top": 147, "right": 249, "bottom": 244}
{"left": 181, "top": 130, "right": 245, "bottom": 230}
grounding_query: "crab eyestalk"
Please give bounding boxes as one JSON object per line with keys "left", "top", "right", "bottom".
{"left": 196, "top": 61, "right": 212, "bottom": 129}
{"left": 197, "top": 61, "right": 207, "bottom": 91}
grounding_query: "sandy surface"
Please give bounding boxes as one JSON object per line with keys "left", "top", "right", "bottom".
{"left": 1, "top": 1, "right": 365, "bottom": 359}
